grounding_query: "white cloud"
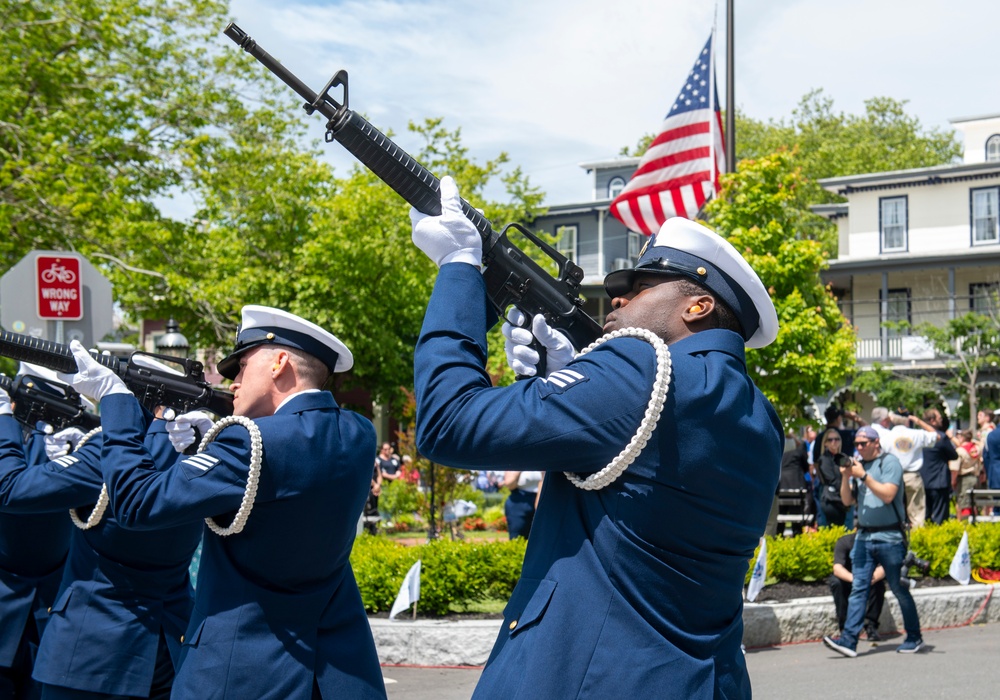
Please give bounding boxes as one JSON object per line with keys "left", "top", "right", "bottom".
{"left": 227, "top": 0, "right": 1000, "bottom": 204}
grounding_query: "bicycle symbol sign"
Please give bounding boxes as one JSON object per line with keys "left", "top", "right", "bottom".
{"left": 36, "top": 254, "right": 83, "bottom": 320}
{"left": 40, "top": 263, "right": 77, "bottom": 284}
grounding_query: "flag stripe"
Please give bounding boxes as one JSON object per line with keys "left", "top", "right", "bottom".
{"left": 611, "top": 34, "right": 724, "bottom": 234}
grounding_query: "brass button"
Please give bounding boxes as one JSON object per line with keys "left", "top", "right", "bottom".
{"left": 508, "top": 620, "right": 517, "bottom": 630}
{"left": 180, "top": 635, "right": 185, "bottom": 643}
{"left": 266, "top": 332, "right": 275, "bottom": 340}
{"left": 696, "top": 266, "right": 707, "bottom": 276}
{"left": 47, "top": 607, "right": 52, "bottom": 613}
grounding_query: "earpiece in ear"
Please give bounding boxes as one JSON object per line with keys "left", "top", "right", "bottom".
{"left": 689, "top": 304, "right": 703, "bottom": 313}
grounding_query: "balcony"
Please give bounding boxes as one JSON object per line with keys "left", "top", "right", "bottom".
{"left": 842, "top": 292, "right": 996, "bottom": 364}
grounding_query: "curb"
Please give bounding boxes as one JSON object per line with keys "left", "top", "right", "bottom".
{"left": 370, "top": 584, "right": 997, "bottom": 666}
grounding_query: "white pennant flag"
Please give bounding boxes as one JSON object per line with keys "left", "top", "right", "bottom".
{"left": 389, "top": 560, "right": 422, "bottom": 619}
{"left": 949, "top": 532, "right": 971, "bottom": 585}
{"left": 746, "top": 537, "right": 768, "bottom": 602}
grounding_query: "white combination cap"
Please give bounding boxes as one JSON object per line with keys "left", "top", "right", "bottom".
{"left": 217, "top": 305, "right": 352, "bottom": 380}
{"left": 603, "top": 217, "right": 779, "bottom": 348}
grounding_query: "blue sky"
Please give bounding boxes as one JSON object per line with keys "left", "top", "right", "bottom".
{"left": 223, "top": 0, "right": 1000, "bottom": 206}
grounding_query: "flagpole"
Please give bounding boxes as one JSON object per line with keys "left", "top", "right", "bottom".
{"left": 709, "top": 11, "right": 717, "bottom": 188}
{"left": 725, "top": 0, "right": 735, "bottom": 174}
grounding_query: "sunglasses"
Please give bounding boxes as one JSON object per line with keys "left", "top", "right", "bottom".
{"left": 824, "top": 438, "right": 842, "bottom": 443}
{"left": 854, "top": 440, "right": 872, "bottom": 447}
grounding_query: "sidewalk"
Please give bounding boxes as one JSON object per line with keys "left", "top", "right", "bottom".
{"left": 371, "top": 583, "right": 998, "bottom": 666}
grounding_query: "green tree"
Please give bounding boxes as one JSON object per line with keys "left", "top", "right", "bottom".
{"left": 851, "top": 364, "right": 946, "bottom": 415}
{"left": 913, "top": 313, "right": 1000, "bottom": 426}
{"left": 704, "top": 150, "right": 857, "bottom": 423}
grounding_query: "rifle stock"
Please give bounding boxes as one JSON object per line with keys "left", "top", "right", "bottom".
{"left": 224, "top": 24, "right": 603, "bottom": 371}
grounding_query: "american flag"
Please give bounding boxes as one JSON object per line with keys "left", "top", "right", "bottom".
{"left": 610, "top": 34, "right": 725, "bottom": 235}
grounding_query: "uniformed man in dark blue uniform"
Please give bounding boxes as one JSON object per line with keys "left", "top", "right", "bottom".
{"left": 0, "top": 415, "right": 71, "bottom": 700}
{"left": 66, "top": 306, "right": 386, "bottom": 700}
{"left": 0, "top": 381, "right": 199, "bottom": 699}
{"left": 410, "top": 177, "right": 783, "bottom": 699}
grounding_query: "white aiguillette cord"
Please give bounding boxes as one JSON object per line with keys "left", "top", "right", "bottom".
{"left": 563, "top": 327, "right": 672, "bottom": 491}
{"left": 198, "top": 415, "right": 263, "bottom": 536}
{"left": 68, "top": 427, "right": 109, "bottom": 530}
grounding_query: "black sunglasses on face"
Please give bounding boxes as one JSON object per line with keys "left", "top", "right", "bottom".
{"left": 855, "top": 440, "right": 872, "bottom": 446}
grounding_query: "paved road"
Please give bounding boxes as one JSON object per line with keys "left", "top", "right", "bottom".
{"left": 382, "top": 623, "right": 1000, "bottom": 698}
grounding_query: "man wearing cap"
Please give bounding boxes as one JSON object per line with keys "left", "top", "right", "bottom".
{"left": 824, "top": 426, "right": 924, "bottom": 656}
{"left": 63, "top": 307, "right": 385, "bottom": 699}
{"left": 410, "top": 177, "right": 783, "bottom": 699}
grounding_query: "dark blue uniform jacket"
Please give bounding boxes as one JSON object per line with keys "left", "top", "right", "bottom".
{"left": 415, "top": 264, "right": 783, "bottom": 700}
{"left": 0, "top": 414, "right": 200, "bottom": 696}
{"left": 0, "top": 425, "right": 70, "bottom": 668}
{"left": 98, "top": 391, "right": 386, "bottom": 700}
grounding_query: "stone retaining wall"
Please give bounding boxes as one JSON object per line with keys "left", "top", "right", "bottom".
{"left": 371, "top": 584, "right": 998, "bottom": 666}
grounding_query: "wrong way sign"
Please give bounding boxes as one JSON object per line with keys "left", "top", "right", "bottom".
{"left": 36, "top": 254, "right": 83, "bottom": 320}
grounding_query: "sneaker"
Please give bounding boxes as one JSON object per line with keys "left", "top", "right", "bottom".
{"left": 864, "top": 624, "right": 882, "bottom": 642}
{"left": 897, "top": 637, "right": 924, "bottom": 654}
{"left": 823, "top": 635, "right": 857, "bottom": 658}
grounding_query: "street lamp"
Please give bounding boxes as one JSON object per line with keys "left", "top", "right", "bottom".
{"left": 156, "top": 318, "right": 190, "bottom": 358}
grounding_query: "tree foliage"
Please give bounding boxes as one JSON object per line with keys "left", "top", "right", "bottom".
{"left": 0, "top": 1, "right": 545, "bottom": 410}
{"left": 704, "top": 150, "right": 856, "bottom": 424}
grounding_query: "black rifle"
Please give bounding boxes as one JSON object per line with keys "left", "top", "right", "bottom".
{"left": 224, "top": 23, "right": 603, "bottom": 374}
{"left": 0, "top": 331, "right": 234, "bottom": 417}
{"left": 0, "top": 373, "right": 101, "bottom": 432}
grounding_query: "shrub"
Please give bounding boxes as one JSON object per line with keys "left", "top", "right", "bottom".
{"left": 381, "top": 478, "right": 424, "bottom": 520}
{"left": 462, "top": 517, "right": 487, "bottom": 531}
{"left": 350, "top": 536, "right": 527, "bottom": 615}
{"left": 745, "top": 521, "right": 1000, "bottom": 584}
{"left": 492, "top": 516, "right": 508, "bottom": 532}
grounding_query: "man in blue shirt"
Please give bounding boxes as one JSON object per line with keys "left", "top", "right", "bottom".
{"left": 410, "top": 177, "right": 783, "bottom": 699}
{"left": 824, "top": 426, "right": 924, "bottom": 657}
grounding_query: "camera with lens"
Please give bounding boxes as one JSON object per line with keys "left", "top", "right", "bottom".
{"left": 900, "top": 551, "right": 931, "bottom": 589}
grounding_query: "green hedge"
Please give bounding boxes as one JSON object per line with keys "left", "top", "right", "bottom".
{"left": 351, "top": 522, "right": 1000, "bottom": 614}
{"left": 746, "top": 521, "right": 1000, "bottom": 584}
{"left": 350, "top": 535, "right": 527, "bottom": 616}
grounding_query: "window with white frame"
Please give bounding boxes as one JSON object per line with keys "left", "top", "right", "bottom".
{"left": 608, "top": 177, "right": 626, "bottom": 199}
{"left": 880, "top": 196, "right": 907, "bottom": 252}
{"left": 555, "top": 224, "right": 577, "bottom": 262}
{"left": 987, "top": 134, "right": 1000, "bottom": 163}
{"left": 970, "top": 282, "right": 1000, "bottom": 315}
{"left": 972, "top": 187, "right": 999, "bottom": 245}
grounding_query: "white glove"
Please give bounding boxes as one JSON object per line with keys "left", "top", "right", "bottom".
{"left": 56, "top": 340, "right": 132, "bottom": 401}
{"left": 0, "top": 386, "right": 11, "bottom": 416}
{"left": 44, "top": 427, "right": 86, "bottom": 459}
{"left": 501, "top": 309, "right": 575, "bottom": 377}
{"left": 410, "top": 176, "right": 482, "bottom": 267}
{"left": 165, "top": 410, "right": 215, "bottom": 453}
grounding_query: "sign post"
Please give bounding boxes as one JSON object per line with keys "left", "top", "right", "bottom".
{"left": 1, "top": 251, "right": 113, "bottom": 349}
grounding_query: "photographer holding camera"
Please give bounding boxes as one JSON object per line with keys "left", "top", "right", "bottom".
{"left": 823, "top": 426, "right": 925, "bottom": 657}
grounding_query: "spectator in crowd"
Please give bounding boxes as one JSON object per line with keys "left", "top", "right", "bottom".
{"left": 829, "top": 531, "right": 886, "bottom": 642}
{"left": 815, "top": 428, "right": 851, "bottom": 527}
{"left": 399, "top": 454, "right": 421, "bottom": 486}
{"left": 977, "top": 409, "right": 996, "bottom": 445}
{"left": 824, "top": 426, "right": 924, "bottom": 657}
{"left": 502, "top": 471, "right": 543, "bottom": 540}
{"left": 778, "top": 432, "right": 813, "bottom": 535}
{"left": 870, "top": 406, "right": 939, "bottom": 529}
{"left": 363, "top": 462, "right": 382, "bottom": 535}
{"left": 377, "top": 442, "right": 401, "bottom": 483}
{"left": 951, "top": 430, "right": 984, "bottom": 521}
{"left": 920, "top": 408, "right": 958, "bottom": 525}
{"left": 812, "top": 406, "right": 864, "bottom": 465}
{"left": 802, "top": 425, "right": 822, "bottom": 525}
{"left": 986, "top": 423, "right": 1000, "bottom": 492}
